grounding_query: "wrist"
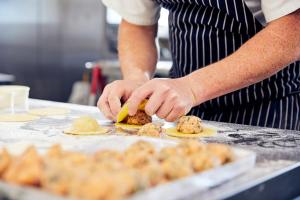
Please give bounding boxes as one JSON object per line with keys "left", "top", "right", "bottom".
{"left": 183, "top": 72, "right": 208, "bottom": 106}
{"left": 122, "top": 70, "right": 151, "bottom": 83}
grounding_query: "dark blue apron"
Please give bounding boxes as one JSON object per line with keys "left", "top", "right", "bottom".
{"left": 155, "top": 0, "right": 300, "bottom": 130}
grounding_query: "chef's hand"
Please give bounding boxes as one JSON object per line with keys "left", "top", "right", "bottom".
{"left": 97, "top": 80, "right": 145, "bottom": 120}
{"left": 127, "top": 78, "right": 196, "bottom": 122}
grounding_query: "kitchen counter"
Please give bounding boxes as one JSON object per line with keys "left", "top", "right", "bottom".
{"left": 0, "top": 99, "right": 299, "bottom": 200}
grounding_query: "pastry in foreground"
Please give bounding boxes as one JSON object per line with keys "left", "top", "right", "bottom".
{"left": 64, "top": 116, "right": 109, "bottom": 135}
{"left": 0, "top": 140, "right": 234, "bottom": 200}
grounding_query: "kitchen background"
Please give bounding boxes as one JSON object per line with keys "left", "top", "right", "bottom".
{"left": 0, "top": 0, "right": 170, "bottom": 103}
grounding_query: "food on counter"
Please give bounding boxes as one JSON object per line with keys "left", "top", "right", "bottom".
{"left": 137, "top": 122, "right": 163, "bottom": 137}
{"left": 64, "top": 116, "right": 109, "bottom": 135}
{"left": 166, "top": 115, "right": 217, "bottom": 138}
{"left": 115, "top": 100, "right": 152, "bottom": 130}
{"left": 116, "top": 100, "right": 148, "bottom": 123}
{"left": 0, "top": 140, "right": 234, "bottom": 200}
{"left": 125, "top": 110, "right": 152, "bottom": 125}
{"left": 177, "top": 116, "right": 203, "bottom": 134}
{"left": 28, "top": 107, "right": 70, "bottom": 116}
{"left": 0, "top": 113, "right": 40, "bottom": 122}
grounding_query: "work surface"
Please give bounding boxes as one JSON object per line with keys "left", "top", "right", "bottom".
{"left": 0, "top": 99, "right": 299, "bottom": 200}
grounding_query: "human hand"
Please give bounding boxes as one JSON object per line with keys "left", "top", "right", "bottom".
{"left": 127, "top": 78, "right": 196, "bottom": 122}
{"left": 97, "top": 80, "right": 145, "bottom": 120}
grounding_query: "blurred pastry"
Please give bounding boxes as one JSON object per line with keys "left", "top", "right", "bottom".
{"left": 137, "top": 123, "right": 163, "bottom": 137}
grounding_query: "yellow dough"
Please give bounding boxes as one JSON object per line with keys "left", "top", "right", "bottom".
{"left": 116, "top": 100, "right": 148, "bottom": 123}
{"left": 165, "top": 127, "right": 216, "bottom": 138}
{"left": 64, "top": 116, "right": 109, "bottom": 135}
{"left": 0, "top": 114, "right": 40, "bottom": 122}
{"left": 28, "top": 107, "right": 70, "bottom": 116}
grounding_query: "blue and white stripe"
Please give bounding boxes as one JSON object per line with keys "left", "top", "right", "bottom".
{"left": 156, "top": 0, "right": 300, "bottom": 130}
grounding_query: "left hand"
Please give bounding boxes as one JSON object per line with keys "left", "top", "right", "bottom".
{"left": 127, "top": 78, "right": 196, "bottom": 122}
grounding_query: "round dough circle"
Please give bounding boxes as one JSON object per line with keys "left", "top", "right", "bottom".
{"left": 0, "top": 114, "right": 40, "bottom": 122}
{"left": 165, "top": 127, "right": 216, "bottom": 138}
{"left": 64, "top": 116, "right": 110, "bottom": 135}
{"left": 63, "top": 128, "right": 109, "bottom": 135}
{"left": 28, "top": 107, "right": 70, "bottom": 116}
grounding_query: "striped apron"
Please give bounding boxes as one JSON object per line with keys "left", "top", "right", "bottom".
{"left": 155, "top": 0, "right": 300, "bottom": 130}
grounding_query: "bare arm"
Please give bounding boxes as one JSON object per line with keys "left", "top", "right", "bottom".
{"left": 98, "top": 19, "right": 158, "bottom": 119}
{"left": 187, "top": 9, "right": 300, "bottom": 105}
{"left": 119, "top": 19, "right": 158, "bottom": 82}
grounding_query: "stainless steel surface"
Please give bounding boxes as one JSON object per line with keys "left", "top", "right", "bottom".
{"left": 0, "top": 0, "right": 108, "bottom": 101}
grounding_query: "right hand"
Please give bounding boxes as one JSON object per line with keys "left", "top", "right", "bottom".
{"left": 97, "top": 80, "right": 145, "bottom": 121}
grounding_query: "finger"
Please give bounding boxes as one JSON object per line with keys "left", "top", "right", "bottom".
{"left": 97, "top": 88, "right": 114, "bottom": 120}
{"left": 107, "top": 87, "right": 123, "bottom": 116}
{"left": 165, "top": 104, "right": 186, "bottom": 122}
{"left": 156, "top": 101, "right": 174, "bottom": 119}
{"left": 144, "top": 90, "right": 166, "bottom": 116}
{"left": 127, "top": 83, "right": 154, "bottom": 116}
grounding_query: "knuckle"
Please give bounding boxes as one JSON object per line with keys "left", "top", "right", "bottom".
{"left": 113, "top": 80, "right": 121, "bottom": 85}
{"left": 104, "top": 84, "right": 112, "bottom": 90}
{"left": 174, "top": 104, "right": 185, "bottom": 112}
{"left": 108, "top": 95, "right": 115, "bottom": 102}
{"left": 169, "top": 92, "right": 179, "bottom": 100}
{"left": 161, "top": 85, "right": 171, "bottom": 94}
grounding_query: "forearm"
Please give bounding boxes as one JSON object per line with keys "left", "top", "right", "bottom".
{"left": 186, "top": 10, "right": 300, "bottom": 105}
{"left": 118, "top": 19, "right": 158, "bottom": 82}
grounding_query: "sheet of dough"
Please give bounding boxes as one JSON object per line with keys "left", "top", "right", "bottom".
{"left": 165, "top": 127, "right": 217, "bottom": 138}
{"left": 28, "top": 107, "right": 70, "bottom": 116}
{"left": 0, "top": 114, "right": 40, "bottom": 122}
{"left": 63, "top": 128, "right": 109, "bottom": 135}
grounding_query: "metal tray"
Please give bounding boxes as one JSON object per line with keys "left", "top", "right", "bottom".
{"left": 0, "top": 136, "right": 256, "bottom": 200}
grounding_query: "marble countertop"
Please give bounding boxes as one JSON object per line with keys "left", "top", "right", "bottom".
{"left": 1, "top": 99, "right": 299, "bottom": 199}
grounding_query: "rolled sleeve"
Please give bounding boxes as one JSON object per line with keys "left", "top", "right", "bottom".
{"left": 102, "top": 0, "right": 161, "bottom": 25}
{"left": 262, "top": 0, "right": 300, "bottom": 23}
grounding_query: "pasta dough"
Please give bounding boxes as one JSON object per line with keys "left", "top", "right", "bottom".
{"left": 165, "top": 115, "right": 216, "bottom": 138}
{"left": 0, "top": 114, "right": 40, "bottom": 122}
{"left": 64, "top": 116, "right": 109, "bottom": 135}
{"left": 165, "top": 127, "right": 216, "bottom": 138}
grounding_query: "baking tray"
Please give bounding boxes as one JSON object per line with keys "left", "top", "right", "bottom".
{"left": 0, "top": 136, "right": 256, "bottom": 200}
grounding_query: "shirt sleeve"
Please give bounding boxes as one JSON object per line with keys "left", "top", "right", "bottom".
{"left": 102, "top": 0, "right": 161, "bottom": 25}
{"left": 262, "top": 0, "right": 300, "bottom": 23}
